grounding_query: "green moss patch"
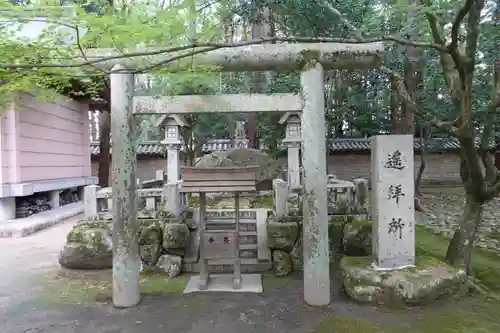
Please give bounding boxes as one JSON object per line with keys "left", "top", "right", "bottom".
{"left": 262, "top": 273, "right": 300, "bottom": 289}
{"left": 34, "top": 269, "right": 188, "bottom": 305}
{"left": 416, "top": 225, "right": 500, "bottom": 291}
{"left": 487, "top": 231, "right": 500, "bottom": 240}
{"left": 350, "top": 220, "right": 372, "bottom": 228}
{"left": 249, "top": 196, "right": 274, "bottom": 208}
{"left": 315, "top": 299, "right": 500, "bottom": 333}
{"left": 315, "top": 316, "right": 399, "bottom": 333}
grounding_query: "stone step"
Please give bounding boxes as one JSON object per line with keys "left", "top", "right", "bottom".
{"left": 238, "top": 233, "right": 258, "bottom": 245}
{"left": 239, "top": 248, "right": 258, "bottom": 259}
{"left": 239, "top": 244, "right": 258, "bottom": 259}
{"left": 206, "top": 218, "right": 257, "bottom": 224}
{"left": 240, "top": 244, "right": 257, "bottom": 250}
{"left": 205, "top": 222, "right": 256, "bottom": 232}
{"left": 183, "top": 258, "right": 271, "bottom": 274}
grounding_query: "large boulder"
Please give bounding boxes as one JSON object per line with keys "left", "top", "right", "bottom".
{"left": 59, "top": 219, "right": 167, "bottom": 270}
{"left": 340, "top": 256, "right": 467, "bottom": 305}
{"left": 58, "top": 221, "right": 113, "bottom": 269}
{"left": 163, "top": 223, "right": 190, "bottom": 252}
{"left": 139, "top": 225, "right": 164, "bottom": 266}
{"left": 195, "top": 148, "right": 284, "bottom": 190}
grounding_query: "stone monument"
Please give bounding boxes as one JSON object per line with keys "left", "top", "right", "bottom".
{"left": 371, "top": 134, "right": 415, "bottom": 269}
{"left": 340, "top": 134, "right": 466, "bottom": 305}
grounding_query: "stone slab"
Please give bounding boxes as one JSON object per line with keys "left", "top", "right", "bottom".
{"left": 183, "top": 274, "right": 263, "bottom": 294}
{"left": 182, "top": 258, "right": 271, "bottom": 274}
{"left": 0, "top": 202, "right": 83, "bottom": 238}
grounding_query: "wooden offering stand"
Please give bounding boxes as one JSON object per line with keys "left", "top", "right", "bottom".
{"left": 180, "top": 166, "right": 258, "bottom": 290}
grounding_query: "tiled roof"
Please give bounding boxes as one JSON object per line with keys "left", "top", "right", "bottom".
{"left": 90, "top": 137, "right": 463, "bottom": 156}
{"left": 90, "top": 139, "right": 241, "bottom": 156}
{"left": 329, "top": 137, "right": 461, "bottom": 153}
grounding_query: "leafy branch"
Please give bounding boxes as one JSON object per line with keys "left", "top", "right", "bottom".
{"left": 0, "top": 35, "right": 446, "bottom": 72}
{"left": 316, "top": 0, "right": 459, "bottom": 136}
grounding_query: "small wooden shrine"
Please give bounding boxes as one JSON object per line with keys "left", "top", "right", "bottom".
{"left": 180, "top": 166, "right": 258, "bottom": 290}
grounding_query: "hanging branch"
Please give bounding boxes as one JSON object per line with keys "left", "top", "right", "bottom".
{"left": 315, "top": 0, "right": 459, "bottom": 136}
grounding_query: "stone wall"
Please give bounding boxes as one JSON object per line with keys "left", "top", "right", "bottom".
{"left": 91, "top": 152, "right": 461, "bottom": 185}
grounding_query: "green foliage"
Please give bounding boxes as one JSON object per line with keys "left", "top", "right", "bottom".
{"left": 0, "top": 0, "right": 497, "bottom": 154}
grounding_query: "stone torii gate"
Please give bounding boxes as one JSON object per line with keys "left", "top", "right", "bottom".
{"left": 94, "top": 42, "right": 383, "bottom": 308}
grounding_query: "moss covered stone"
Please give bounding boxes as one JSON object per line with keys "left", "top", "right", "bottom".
{"left": 272, "top": 250, "right": 292, "bottom": 277}
{"left": 163, "top": 223, "right": 190, "bottom": 250}
{"left": 328, "top": 219, "right": 345, "bottom": 251}
{"left": 342, "top": 220, "right": 372, "bottom": 256}
{"left": 290, "top": 231, "right": 303, "bottom": 271}
{"left": 156, "top": 254, "right": 183, "bottom": 278}
{"left": 59, "top": 226, "right": 113, "bottom": 269}
{"left": 340, "top": 255, "right": 467, "bottom": 305}
{"left": 267, "top": 221, "right": 299, "bottom": 252}
{"left": 139, "top": 225, "right": 163, "bottom": 266}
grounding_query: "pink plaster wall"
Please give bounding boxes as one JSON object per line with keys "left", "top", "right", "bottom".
{"left": 1, "top": 93, "right": 91, "bottom": 184}
{"left": 0, "top": 105, "right": 19, "bottom": 184}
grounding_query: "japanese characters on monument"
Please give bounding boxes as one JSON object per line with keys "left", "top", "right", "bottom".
{"left": 371, "top": 135, "right": 415, "bottom": 270}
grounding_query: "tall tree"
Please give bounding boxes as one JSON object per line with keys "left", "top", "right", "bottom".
{"left": 310, "top": 0, "right": 499, "bottom": 274}
{"left": 247, "top": 3, "right": 272, "bottom": 149}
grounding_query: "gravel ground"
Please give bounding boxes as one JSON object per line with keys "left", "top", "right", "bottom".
{"left": 0, "top": 187, "right": 498, "bottom": 333}
{"left": 419, "top": 187, "right": 500, "bottom": 252}
{"left": 0, "top": 214, "right": 403, "bottom": 333}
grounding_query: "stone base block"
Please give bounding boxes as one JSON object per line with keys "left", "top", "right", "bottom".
{"left": 183, "top": 274, "right": 263, "bottom": 294}
{"left": 340, "top": 256, "right": 467, "bottom": 305}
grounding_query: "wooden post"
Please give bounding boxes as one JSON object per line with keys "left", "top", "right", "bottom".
{"left": 110, "top": 64, "right": 140, "bottom": 308}
{"left": 233, "top": 192, "right": 242, "bottom": 289}
{"left": 198, "top": 192, "right": 208, "bottom": 290}
{"left": 300, "top": 60, "right": 330, "bottom": 306}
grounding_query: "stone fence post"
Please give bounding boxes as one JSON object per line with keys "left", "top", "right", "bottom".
{"left": 353, "top": 178, "right": 369, "bottom": 217}
{"left": 163, "top": 181, "right": 181, "bottom": 217}
{"left": 156, "top": 170, "right": 165, "bottom": 182}
{"left": 84, "top": 185, "right": 101, "bottom": 220}
{"left": 273, "top": 179, "right": 289, "bottom": 220}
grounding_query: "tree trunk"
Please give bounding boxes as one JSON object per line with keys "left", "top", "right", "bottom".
{"left": 390, "top": 76, "right": 401, "bottom": 133}
{"left": 89, "top": 110, "right": 97, "bottom": 142}
{"left": 494, "top": 4, "right": 500, "bottom": 169}
{"left": 98, "top": 110, "right": 111, "bottom": 187}
{"left": 194, "top": 144, "right": 203, "bottom": 162}
{"left": 414, "top": 153, "right": 426, "bottom": 196}
{"left": 445, "top": 194, "right": 483, "bottom": 275}
{"left": 415, "top": 124, "right": 429, "bottom": 196}
{"left": 246, "top": 6, "right": 272, "bottom": 149}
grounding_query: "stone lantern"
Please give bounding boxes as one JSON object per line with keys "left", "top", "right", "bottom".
{"left": 279, "top": 112, "right": 301, "bottom": 188}
{"left": 156, "top": 114, "right": 187, "bottom": 183}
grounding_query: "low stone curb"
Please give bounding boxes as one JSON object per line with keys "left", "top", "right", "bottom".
{"left": 0, "top": 202, "right": 83, "bottom": 238}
